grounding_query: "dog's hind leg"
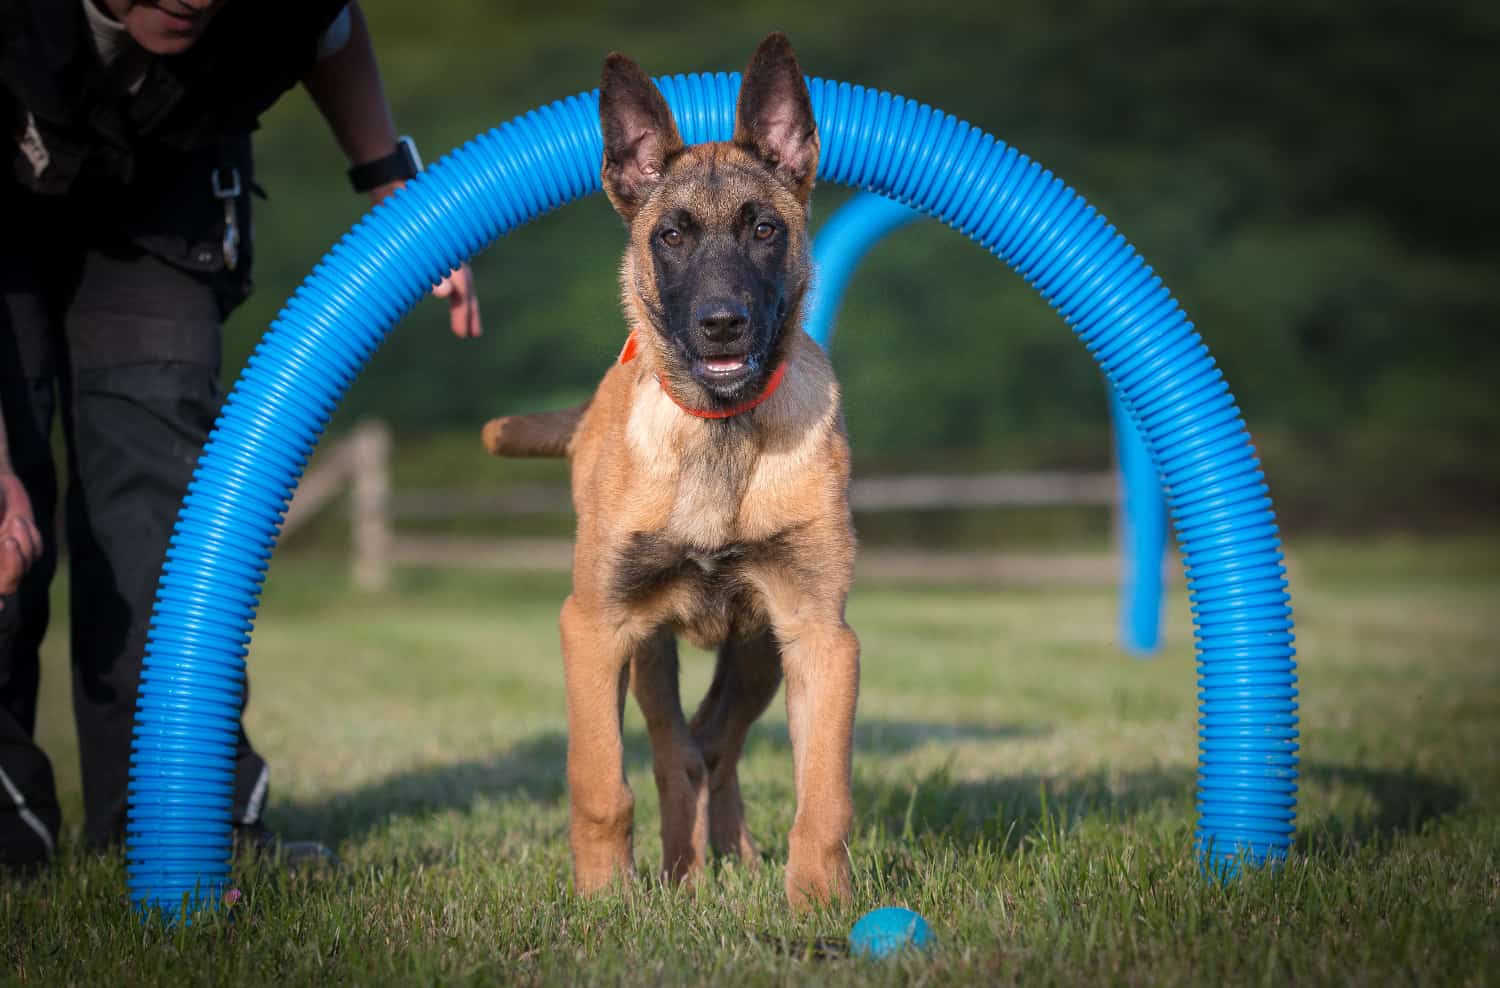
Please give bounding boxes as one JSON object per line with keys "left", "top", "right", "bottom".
{"left": 690, "top": 629, "right": 784, "bottom": 865}
{"left": 560, "top": 595, "right": 637, "bottom": 894}
{"left": 630, "top": 629, "right": 710, "bottom": 885}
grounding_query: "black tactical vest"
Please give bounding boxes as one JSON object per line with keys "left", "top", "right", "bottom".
{"left": 2, "top": 0, "right": 347, "bottom": 192}
{"left": 1, "top": 0, "right": 346, "bottom": 291}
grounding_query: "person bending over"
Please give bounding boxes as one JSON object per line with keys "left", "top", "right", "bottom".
{"left": 0, "top": 0, "right": 483, "bottom": 870}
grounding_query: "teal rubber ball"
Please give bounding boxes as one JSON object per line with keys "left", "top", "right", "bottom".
{"left": 849, "top": 907, "right": 936, "bottom": 959}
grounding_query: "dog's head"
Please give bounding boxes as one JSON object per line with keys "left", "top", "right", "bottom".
{"left": 600, "top": 33, "right": 819, "bottom": 409}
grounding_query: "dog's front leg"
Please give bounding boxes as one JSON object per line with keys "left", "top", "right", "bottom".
{"left": 560, "top": 594, "right": 636, "bottom": 894}
{"left": 776, "top": 608, "right": 859, "bottom": 909}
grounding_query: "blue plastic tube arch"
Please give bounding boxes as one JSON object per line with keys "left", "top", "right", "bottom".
{"left": 1111, "top": 387, "right": 1172, "bottom": 653}
{"left": 126, "top": 73, "right": 1299, "bottom": 916}
{"left": 804, "top": 191, "right": 1171, "bottom": 655}
{"left": 804, "top": 190, "right": 924, "bottom": 348}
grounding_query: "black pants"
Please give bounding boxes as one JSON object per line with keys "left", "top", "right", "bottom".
{"left": 0, "top": 220, "right": 268, "bottom": 864}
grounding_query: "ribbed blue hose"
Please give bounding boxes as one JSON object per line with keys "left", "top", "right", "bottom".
{"left": 806, "top": 191, "right": 1171, "bottom": 656}
{"left": 804, "top": 190, "right": 922, "bottom": 348}
{"left": 1111, "top": 386, "right": 1171, "bottom": 655}
{"left": 127, "top": 73, "right": 1298, "bottom": 916}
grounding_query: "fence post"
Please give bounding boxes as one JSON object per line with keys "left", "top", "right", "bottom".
{"left": 350, "top": 420, "right": 392, "bottom": 591}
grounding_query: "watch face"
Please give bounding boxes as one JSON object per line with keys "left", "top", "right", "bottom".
{"left": 399, "top": 137, "right": 423, "bottom": 174}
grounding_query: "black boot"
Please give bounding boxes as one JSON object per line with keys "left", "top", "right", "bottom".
{"left": 232, "top": 821, "right": 339, "bottom": 870}
{"left": 0, "top": 739, "right": 60, "bottom": 876}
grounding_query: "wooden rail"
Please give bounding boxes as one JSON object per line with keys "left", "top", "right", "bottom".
{"left": 280, "top": 420, "right": 391, "bottom": 591}
{"left": 388, "top": 470, "right": 1117, "bottom": 519}
{"left": 284, "top": 421, "right": 1128, "bottom": 589}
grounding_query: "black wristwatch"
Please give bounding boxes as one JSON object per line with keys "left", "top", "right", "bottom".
{"left": 347, "top": 136, "right": 422, "bottom": 193}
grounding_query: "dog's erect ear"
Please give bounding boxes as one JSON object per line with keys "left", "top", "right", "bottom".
{"left": 733, "top": 32, "right": 819, "bottom": 204}
{"left": 600, "top": 53, "right": 685, "bottom": 222}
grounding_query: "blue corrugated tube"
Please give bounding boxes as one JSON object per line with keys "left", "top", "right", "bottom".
{"left": 1110, "top": 387, "right": 1171, "bottom": 655}
{"left": 805, "top": 191, "right": 1172, "bottom": 655}
{"left": 127, "top": 72, "right": 1299, "bottom": 917}
{"left": 804, "top": 190, "right": 923, "bottom": 348}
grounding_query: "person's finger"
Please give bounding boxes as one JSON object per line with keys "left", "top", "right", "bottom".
{"left": 462, "top": 268, "right": 484, "bottom": 338}
{"left": 13, "top": 516, "right": 42, "bottom": 566}
{"left": 464, "top": 300, "right": 481, "bottom": 339}
{"left": 0, "top": 537, "right": 22, "bottom": 598}
{"left": 463, "top": 266, "right": 482, "bottom": 338}
{"left": 446, "top": 275, "right": 467, "bottom": 338}
{"left": 432, "top": 271, "right": 456, "bottom": 298}
{"left": 0, "top": 516, "right": 38, "bottom": 570}
{"left": 445, "top": 266, "right": 482, "bottom": 339}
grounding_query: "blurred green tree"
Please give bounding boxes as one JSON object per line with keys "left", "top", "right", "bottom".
{"left": 229, "top": 0, "right": 1498, "bottom": 460}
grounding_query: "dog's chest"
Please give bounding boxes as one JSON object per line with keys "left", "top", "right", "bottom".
{"left": 609, "top": 529, "right": 796, "bottom": 646}
{"left": 624, "top": 383, "right": 815, "bottom": 549}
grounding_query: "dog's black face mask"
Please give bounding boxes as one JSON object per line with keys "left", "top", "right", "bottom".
{"left": 649, "top": 198, "right": 791, "bottom": 400}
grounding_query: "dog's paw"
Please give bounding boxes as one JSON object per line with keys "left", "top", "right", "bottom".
{"left": 784, "top": 854, "right": 853, "bottom": 912}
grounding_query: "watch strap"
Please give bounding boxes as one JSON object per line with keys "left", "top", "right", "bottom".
{"left": 348, "top": 136, "right": 421, "bottom": 193}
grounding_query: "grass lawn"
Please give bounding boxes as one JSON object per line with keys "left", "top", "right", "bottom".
{"left": 4, "top": 534, "right": 1498, "bottom": 985}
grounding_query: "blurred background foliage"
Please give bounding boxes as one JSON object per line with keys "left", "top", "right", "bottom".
{"left": 233, "top": 0, "right": 1498, "bottom": 532}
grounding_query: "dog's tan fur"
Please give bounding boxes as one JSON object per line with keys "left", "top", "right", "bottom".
{"left": 483, "top": 35, "right": 857, "bottom": 909}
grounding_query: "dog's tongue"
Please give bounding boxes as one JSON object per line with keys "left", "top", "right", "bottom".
{"left": 705, "top": 358, "right": 745, "bottom": 372}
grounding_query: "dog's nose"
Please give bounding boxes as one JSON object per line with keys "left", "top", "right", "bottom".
{"left": 695, "top": 299, "right": 749, "bottom": 344}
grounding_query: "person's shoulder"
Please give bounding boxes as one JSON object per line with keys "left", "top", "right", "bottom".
{"left": 1, "top": 0, "right": 70, "bottom": 51}
{"left": 0, "top": 0, "right": 41, "bottom": 50}
{"left": 0, "top": 0, "right": 86, "bottom": 104}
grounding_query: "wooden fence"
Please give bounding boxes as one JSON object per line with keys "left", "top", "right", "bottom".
{"left": 282, "top": 421, "right": 1167, "bottom": 589}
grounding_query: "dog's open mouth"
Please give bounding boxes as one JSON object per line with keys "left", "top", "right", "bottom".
{"left": 693, "top": 354, "right": 759, "bottom": 395}
{"left": 703, "top": 357, "right": 746, "bottom": 375}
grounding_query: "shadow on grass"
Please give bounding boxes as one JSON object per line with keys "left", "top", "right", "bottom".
{"left": 270, "top": 717, "right": 1044, "bottom": 845}
{"left": 854, "top": 760, "right": 1468, "bottom": 854}
{"left": 1297, "top": 763, "right": 1467, "bottom": 850}
{"left": 854, "top": 763, "right": 1195, "bottom": 849}
{"left": 268, "top": 717, "right": 1466, "bottom": 859}
{"left": 272, "top": 731, "right": 575, "bottom": 846}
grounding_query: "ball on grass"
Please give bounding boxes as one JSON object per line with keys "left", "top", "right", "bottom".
{"left": 849, "top": 906, "right": 935, "bottom": 959}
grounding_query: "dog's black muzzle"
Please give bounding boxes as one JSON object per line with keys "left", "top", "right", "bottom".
{"left": 680, "top": 293, "right": 786, "bottom": 399}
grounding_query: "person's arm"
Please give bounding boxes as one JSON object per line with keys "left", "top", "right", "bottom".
{"left": 301, "top": 1, "right": 482, "bottom": 338}
{"left": 0, "top": 408, "right": 43, "bottom": 605}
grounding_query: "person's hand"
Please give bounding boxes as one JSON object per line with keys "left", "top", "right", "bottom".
{"left": 0, "top": 471, "right": 42, "bottom": 605}
{"left": 370, "top": 180, "right": 483, "bottom": 339}
{"left": 432, "top": 262, "right": 482, "bottom": 339}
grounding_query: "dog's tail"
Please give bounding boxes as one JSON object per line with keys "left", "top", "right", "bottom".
{"left": 481, "top": 401, "right": 590, "bottom": 458}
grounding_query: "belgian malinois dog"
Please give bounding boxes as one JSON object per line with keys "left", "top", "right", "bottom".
{"left": 481, "top": 33, "right": 857, "bottom": 909}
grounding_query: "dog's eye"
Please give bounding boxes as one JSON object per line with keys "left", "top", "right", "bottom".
{"left": 660, "top": 228, "right": 684, "bottom": 248}
{"left": 754, "top": 221, "right": 776, "bottom": 241}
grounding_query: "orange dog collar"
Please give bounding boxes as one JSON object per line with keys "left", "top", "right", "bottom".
{"left": 618, "top": 329, "right": 788, "bottom": 419}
